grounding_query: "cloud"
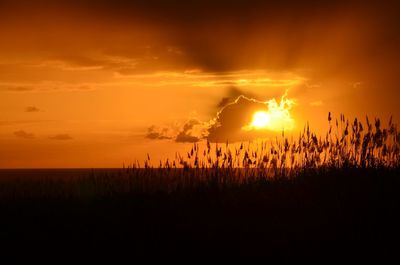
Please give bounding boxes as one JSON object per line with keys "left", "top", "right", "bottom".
{"left": 1, "top": 1, "right": 399, "bottom": 100}
{"left": 208, "top": 93, "right": 295, "bottom": 143}
{"left": 145, "top": 95, "right": 284, "bottom": 143}
{"left": 7, "top": 86, "right": 35, "bottom": 92}
{"left": 197, "top": 77, "right": 304, "bottom": 88}
{"left": 146, "top": 91, "right": 295, "bottom": 143}
{"left": 14, "top": 130, "right": 35, "bottom": 139}
{"left": 0, "top": 82, "right": 95, "bottom": 92}
{"left": 208, "top": 96, "right": 269, "bottom": 142}
{"left": 145, "top": 125, "right": 174, "bottom": 140}
{"left": 146, "top": 119, "right": 208, "bottom": 143}
{"left": 48, "top": 134, "right": 73, "bottom": 140}
{"left": 43, "top": 46, "right": 190, "bottom": 76}
{"left": 217, "top": 86, "right": 257, "bottom": 109}
{"left": 25, "top": 106, "right": 40, "bottom": 112}
{"left": 175, "top": 118, "right": 208, "bottom": 143}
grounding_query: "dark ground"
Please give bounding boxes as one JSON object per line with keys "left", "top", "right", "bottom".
{"left": 0, "top": 168, "right": 399, "bottom": 261}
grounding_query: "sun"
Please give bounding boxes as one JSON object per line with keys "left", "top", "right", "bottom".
{"left": 251, "top": 111, "right": 271, "bottom": 128}
{"left": 242, "top": 93, "right": 295, "bottom": 132}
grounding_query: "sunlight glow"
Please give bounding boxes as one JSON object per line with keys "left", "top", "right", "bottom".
{"left": 243, "top": 93, "right": 295, "bottom": 132}
{"left": 251, "top": 111, "right": 271, "bottom": 128}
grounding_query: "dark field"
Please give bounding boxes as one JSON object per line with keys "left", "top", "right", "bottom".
{"left": 1, "top": 116, "right": 399, "bottom": 260}
{"left": 1, "top": 167, "right": 399, "bottom": 261}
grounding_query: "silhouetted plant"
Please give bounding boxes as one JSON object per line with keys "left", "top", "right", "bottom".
{"left": 0, "top": 114, "right": 398, "bottom": 199}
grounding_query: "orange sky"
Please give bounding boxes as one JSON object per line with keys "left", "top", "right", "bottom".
{"left": 1, "top": 0, "right": 399, "bottom": 168}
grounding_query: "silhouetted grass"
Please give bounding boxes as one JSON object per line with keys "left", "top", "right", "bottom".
{"left": 0, "top": 114, "right": 398, "bottom": 199}
{"left": 0, "top": 114, "right": 399, "bottom": 259}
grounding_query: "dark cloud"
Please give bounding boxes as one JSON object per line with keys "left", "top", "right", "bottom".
{"left": 48, "top": 134, "right": 73, "bottom": 140}
{"left": 217, "top": 86, "right": 257, "bottom": 109}
{"left": 2, "top": 1, "right": 399, "bottom": 73}
{"left": 1, "top": 0, "right": 399, "bottom": 99}
{"left": 7, "top": 86, "right": 35, "bottom": 92}
{"left": 146, "top": 85, "right": 294, "bottom": 143}
{"left": 175, "top": 119, "right": 206, "bottom": 143}
{"left": 2, "top": 0, "right": 398, "bottom": 116}
{"left": 25, "top": 106, "right": 40, "bottom": 112}
{"left": 146, "top": 95, "right": 286, "bottom": 143}
{"left": 208, "top": 96, "right": 271, "bottom": 142}
{"left": 146, "top": 119, "right": 208, "bottom": 143}
{"left": 14, "top": 130, "right": 35, "bottom": 139}
{"left": 145, "top": 126, "right": 174, "bottom": 140}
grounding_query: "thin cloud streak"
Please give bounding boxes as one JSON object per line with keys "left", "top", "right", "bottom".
{"left": 14, "top": 130, "right": 35, "bottom": 139}
{"left": 48, "top": 134, "right": 73, "bottom": 140}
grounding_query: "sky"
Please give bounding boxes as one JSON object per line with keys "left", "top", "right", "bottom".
{"left": 0, "top": 0, "right": 399, "bottom": 168}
